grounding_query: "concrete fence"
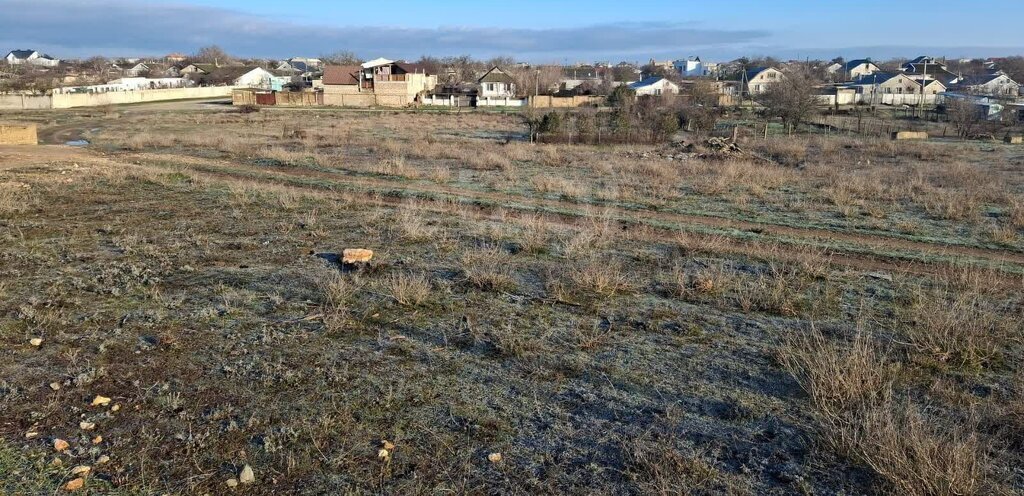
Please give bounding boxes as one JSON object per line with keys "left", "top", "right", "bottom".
{"left": 0, "top": 86, "right": 235, "bottom": 110}
{"left": 529, "top": 95, "right": 604, "bottom": 108}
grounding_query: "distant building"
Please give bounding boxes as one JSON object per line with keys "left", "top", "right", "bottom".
{"left": 673, "top": 57, "right": 709, "bottom": 77}
{"left": 5, "top": 49, "right": 60, "bottom": 67}
{"left": 828, "top": 59, "right": 880, "bottom": 79}
{"left": 629, "top": 76, "right": 679, "bottom": 96}
{"left": 165, "top": 53, "right": 187, "bottom": 63}
{"left": 949, "top": 73, "right": 1020, "bottom": 97}
{"left": 322, "top": 58, "right": 437, "bottom": 107}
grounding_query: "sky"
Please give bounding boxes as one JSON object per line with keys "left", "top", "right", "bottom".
{"left": 2, "top": 0, "right": 1023, "bottom": 63}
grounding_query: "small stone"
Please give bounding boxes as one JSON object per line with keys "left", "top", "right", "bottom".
{"left": 866, "top": 271, "right": 894, "bottom": 282}
{"left": 25, "top": 431, "right": 39, "bottom": 439}
{"left": 110, "top": 404, "right": 121, "bottom": 412}
{"left": 79, "top": 421, "right": 96, "bottom": 431}
{"left": 51, "top": 457, "right": 64, "bottom": 466}
{"left": 54, "top": 438, "right": 70, "bottom": 452}
{"left": 226, "top": 478, "right": 238, "bottom": 488}
{"left": 91, "top": 395, "right": 111, "bottom": 407}
{"left": 49, "top": 382, "right": 61, "bottom": 391}
{"left": 96, "top": 455, "right": 110, "bottom": 465}
{"left": 488, "top": 452, "right": 503, "bottom": 463}
{"left": 65, "top": 478, "right": 85, "bottom": 491}
{"left": 92, "top": 435, "right": 103, "bottom": 444}
{"left": 70, "top": 465, "right": 91, "bottom": 476}
{"left": 342, "top": 248, "right": 373, "bottom": 264}
{"left": 239, "top": 464, "right": 255, "bottom": 484}
{"left": 30, "top": 338, "right": 43, "bottom": 347}
{"left": 377, "top": 448, "right": 390, "bottom": 461}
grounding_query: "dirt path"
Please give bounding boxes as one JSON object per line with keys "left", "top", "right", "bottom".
{"left": 121, "top": 150, "right": 1024, "bottom": 270}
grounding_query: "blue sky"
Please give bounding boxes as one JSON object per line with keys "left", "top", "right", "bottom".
{"left": 2, "top": 0, "right": 1023, "bottom": 62}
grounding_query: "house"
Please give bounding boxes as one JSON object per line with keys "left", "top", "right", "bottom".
{"left": 673, "top": 57, "right": 709, "bottom": 77}
{"left": 5, "top": 50, "right": 60, "bottom": 67}
{"left": 322, "top": 58, "right": 437, "bottom": 107}
{"left": 560, "top": 65, "right": 602, "bottom": 91}
{"left": 179, "top": 63, "right": 218, "bottom": 75}
{"left": 628, "top": 76, "right": 680, "bottom": 96}
{"left": 478, "top": 66, "right": 516, "bottom": 98}
{"left": 848, "top": 72, "right": 944, "bottom": 105}
{"left": 744, "top": 67, "right": 784, "bottom": 95}
{"left": 192, "top": 66, "right": 290, "bottom": 90}
{"left": 948, "top": 73, "right": 1020, "bottom": 97}
{"left": 902, "top": 57, "right": 960, "bottom": 85}
{"left": 124, "top": 63, "right": 150, "bottom": 77}
{"left": 828, "top": 59, "right": 880, "bottom": 79}
{"left": 280, "top": 57, "right": 322, "bottom": 72}
{"left": 165, "top": 53, "right": 187, "bottom": 63}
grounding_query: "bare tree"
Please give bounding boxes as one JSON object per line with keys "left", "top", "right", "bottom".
{"left": 322, "top": 51, "right": 361, "bottom": 65}
{"left": 506, "top": 65, "right": 562, "bottom": 97}
{"left": 681, "top": 79, "right": 720, "bottom": 136}
{"left": 194, "top": 45, "right": 233, "bottom": 65}
{"left": 996, "top": 56, "right": 1024, "bottom": 85}
{"left": 946, "top": 98, "right": 981, "bottom": 138}
{"left": 758, "top": 68, "right": 820, "bottom": 131}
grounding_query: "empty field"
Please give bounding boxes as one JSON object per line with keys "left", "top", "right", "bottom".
{"left": 1, "top": 106, "right": 1023, "bottom": 494}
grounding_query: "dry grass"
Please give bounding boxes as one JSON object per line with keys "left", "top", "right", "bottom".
{"left": 381, "top": 271, "right": 432, "bottom": 307}
{"left": 898, "top": 290, "right": 1006, "bottom": 369}
{"left": 461, "top": 244, "right": 517, "bottom": 292}
{"left": 780, "top": 328, "right": 996, "bottom": 495}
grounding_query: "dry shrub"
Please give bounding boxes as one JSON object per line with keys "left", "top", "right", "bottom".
{"left": 780, "top": 329, "right": 993, "bottom": 495}
{"left": 898, "top": 291, "right": 1006, "bottom": 369}
{"left": 394, "top": 202, "right": 436, "bottom": 241}
{"left": 382, "top": 272, "right": 431, "bottom": 307}
{"left": 1008, "top": 199, "right": 1024, "bottom": 229}
{"left": 624, "top": 433, "right": 726, "bottom": 495}
{"left": 922, "top": 190, "right": 980, "bottom": 221}
{"left": 461, "top": 245, "right": 517, "bottom": 292}
{"left": 0, "top": 185, "right": 30, "bottom": 215}
{"left": 320, "top": 273, "right": 359, "bottom": 333}
{"left": 512, "top": 214, "right": 553, "bottom": 254}
{"left": 560, "top": 213, "right": 617, "bottom": 259}
{"left": 531, "top": 174, "right": 588, "bottom": 199}
{"left": 376, "top": 153, "right": 417, "bottom": 178}
{"left": 570, "top": 257, "right": 634, "bottom": 296}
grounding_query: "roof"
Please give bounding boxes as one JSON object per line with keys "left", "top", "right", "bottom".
{"left": 629, "top": 76, "right": 671, "bottom": 89}
{"left": 744, "top": 67, "right": 777, "bottom": 81}
{"left": 323, "top": 65, "right": 361, "bottom": 85}
{"left": 563, "top": 66, "right": 598, "bottom": 79}
{"left": 7, "top": 50, "right": 36, "bottom": 59}
{"left": 186, "top": 63, "right": 218, "bottom": 73}
{"left": 952, "top": 73, "right": 1017, "bottom": 87}
{"left": 394, "top": 62, "right": 431, "bottom": 74}
{"left": 361, "top": 57, "right": 394, "bottom": 69}
{"left": 850, "top": 72, "right": 905, "bottom": 85}
{"left": 478, "top": 66, "right": 515, "bottom": 84}
{"left": 844, "top": 59, "right": 877, "bottom": 71}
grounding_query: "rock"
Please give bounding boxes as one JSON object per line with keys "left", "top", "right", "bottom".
{"left": 96, "top": 455, "right": 110, "bottom": 465}
{"left": 49, "top": 382, "right": 61, "bottom": 391}
{"left": 54, "top": 438, "right": 70, "bottom": 452}
{"left": 91, "top": 395, "right": 112, "bottom": 407}
{"left": 70, "top": 465, "right": 91, "bottom": 476}
{"left": 29, "top": 338, "right": 43, "bottom": 347}
{"left": 92, "top": 435, "right": 103, "bottom": 444}
{"left": 239, "top": 464, "right": 255, "bottom": 484}
{"left": 79, "top": 421, "right": 96, "bottom": 431}
{"left": 25, "top": 431, "right": 39, "bottom": 439}
{"left": 342, "top": 248, "right": 374, "bottom": 264}
{"left": 110, "top": 404, "right": 121, "bottom": 412}
{"left": 64, "top": 478, "right": 85, "bottom": 491}
{"left": 377, "top": 448, "right": 390, "bottom": 461}
{"left": 51, "top": 457, "right": 63, "bottom": 467}
{"left": 488, "top": 452, "right": 503, "bottom": 463}
{"left": 226, "top": 478, "right": 239, "bottom": 488}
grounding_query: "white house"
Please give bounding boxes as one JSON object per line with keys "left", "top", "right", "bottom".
{"left": 673, "top": 57, "right": 708, "bottom": 77}
{"left": 5, "top": 50, "right": 60, "bottom": 67}
{"left": 949, "top": 74, "right": 1020, "bottom": 97}
{"left": 233, "top": 67, "right": 290, "bottom": 90}
{"left": 828, "top": 59, "right": 880, "bottom": 79}
{"left": 124, "top": 63, "right": 150, "bottom": 77}
{"left": 629, "top": 76, "right": 680, "bottom": 96}
{"left": 478, "top": 66, "right": 517, "bottom": 98}
{"left": 744, "top": 67, "right": 785, "bottom": 95}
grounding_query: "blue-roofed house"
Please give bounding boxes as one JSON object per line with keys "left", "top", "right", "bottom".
{"left": 628, "top": 76, "right": 680, "bottom": 96}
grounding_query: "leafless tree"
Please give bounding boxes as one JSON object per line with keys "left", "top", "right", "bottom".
{"left": 946, "top": 98, "right": 981, "bottom": 138}
{"left": 322, "top": 51, "right": 361, "bottom": 65}
{"left": 194, "top": 45, "right": 234, "bottom": 65}
{"left": 758, "top": 68, "right": 820, "bottom": 131}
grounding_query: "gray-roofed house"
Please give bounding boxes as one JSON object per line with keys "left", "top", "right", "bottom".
{"left": 829, "top": 59, "right": 880, "bottom": 79}
{"left": 5, "top": 50, "right": 60, "bottom": 67}
{"left": 744, "top": 67, "right": 784, "bottom": 95}
{"left": 478, "top": 66, "right": 517, "bottom": 98}
{"left": 949, "top": 73, "right": 1020, "bottom": 97}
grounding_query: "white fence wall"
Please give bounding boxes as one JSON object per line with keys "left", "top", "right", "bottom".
{"left": 0, "top": 86, "right": 234, "bottom": 110}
